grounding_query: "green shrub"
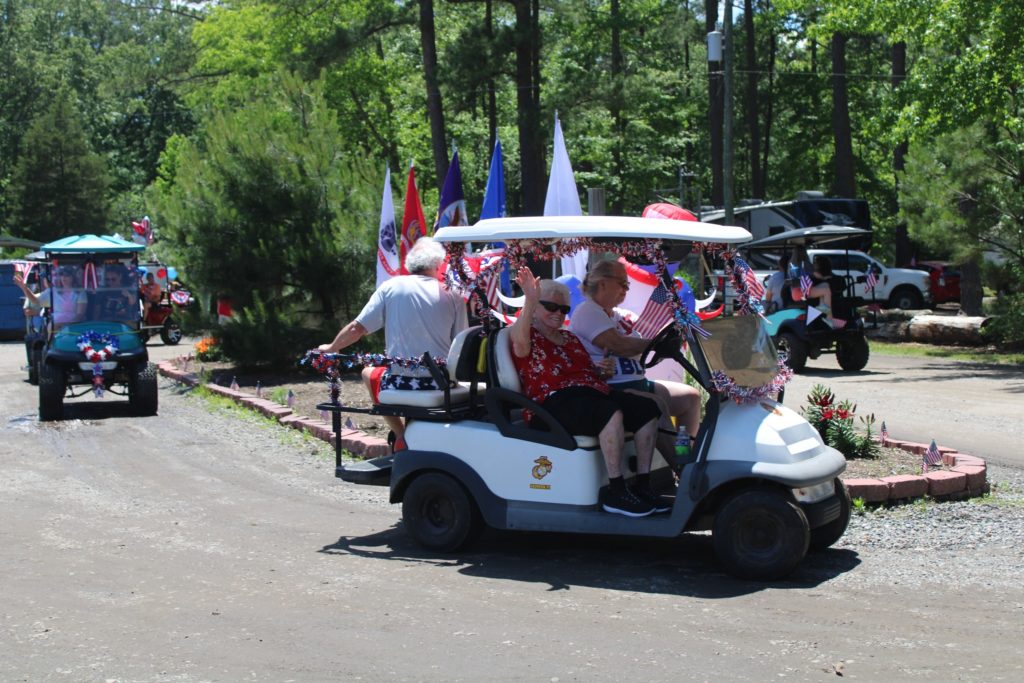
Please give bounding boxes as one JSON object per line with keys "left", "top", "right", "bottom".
{"left": 218, "top": 294, "right": 334, "bottom": 368}
{"left": 983, "top": 293, "right": 1024, "bottom": 349}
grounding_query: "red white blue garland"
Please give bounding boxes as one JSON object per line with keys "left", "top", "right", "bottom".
{"left": 301, "top": 350, "right": 449, "bottom": 404}
{"left": 710, "top": 355, "right": 794, "bottom": 404}
{"left": 76, "top": 331, "right": 120, "bottom": 397}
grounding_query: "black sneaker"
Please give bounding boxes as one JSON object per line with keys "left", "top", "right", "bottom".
{"left": 601, "top": 486, "right": 655, "bottom": 517}
{"left": 634, "top": 487, "right": 673, "bottom": 514}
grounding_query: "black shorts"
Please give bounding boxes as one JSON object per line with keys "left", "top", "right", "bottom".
{"left": 539, "top": 386, "right": 660, "bottom": 436}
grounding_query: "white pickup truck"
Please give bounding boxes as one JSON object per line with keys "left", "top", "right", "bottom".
{"left": 807, "top": 249, "right": 931, "bottom": 310}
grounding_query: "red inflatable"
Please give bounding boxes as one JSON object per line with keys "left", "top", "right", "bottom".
{"left": 642, "top": 202, "right": 697, "bottom": 222}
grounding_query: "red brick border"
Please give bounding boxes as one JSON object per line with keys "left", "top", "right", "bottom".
{"left": 156, "top": 360, "right": 388, "bottom": 458}
{"left": 843, "top": 438, "right": 989, "bottom": 504}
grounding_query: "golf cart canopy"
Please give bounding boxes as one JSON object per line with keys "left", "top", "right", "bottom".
{"left": 434, "top": 215, "right": 751, "bottom": 244}
{"left": 41, "top": 234, "right": 145, "bottom": 255}
{"left": 743, "top": 225, "right": 870, "bottom": 250}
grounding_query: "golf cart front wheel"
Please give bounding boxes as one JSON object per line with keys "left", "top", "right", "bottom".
{"left": 402, "top": 472, "right": 482, "bottom": 552}
{"left": 713, "top": 489, "right": 809, "bottom": 580}
{"left": 129, "top": 362, "right": 159, "bottom": 416}
{"left": 809, "top": 478, "right": 852, "bottom": 551}
{"left": 777, "top": 332, "right": 808, "bottom": 373}
{"left": 38, "top": 363, "right": 65, "bottom": 421}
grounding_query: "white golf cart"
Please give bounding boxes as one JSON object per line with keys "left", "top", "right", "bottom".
{"left": 317, "top": 216, "right": 850, "bottom": 580}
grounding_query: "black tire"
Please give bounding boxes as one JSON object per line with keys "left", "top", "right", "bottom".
{"left": 713, "top": 489, "right": 810, "bottom": 580}
{"left": 402, "top": 472, "right": 482, "bottom": 552}
{"left": 129, "top": 362, "right": 159, "bottom": 416}
{"left": 28, "top": 348, "right": 40, "bottom": 386}
{"left": 160, "top": 320, "right": 182, "bottom": 345}
{"left": 889, "top": 286, "right": 923, "bottom": 310}
{"left": 809, "top": 479, "right": 852, "bottom": 551}
{"left": 38, "top": 362, "right": 65, "bottom": 422}
{"left": 835, "top": 335, "right": 869, "bottom": 371}
{"left": 777, "top": 331, "right": 808, "bottom": 373}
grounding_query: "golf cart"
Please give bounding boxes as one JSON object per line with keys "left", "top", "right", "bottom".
{"left": 35, "top": 234, "right": 158, "bottom": 421}
{"left": 138, "top": 262, "right": 191, "bottom": 345}
{"left": 315, "top": 216, "right": 850, "bottom": 580}
{"left": 744, "top": 226, "right": 872, "bottom": 372}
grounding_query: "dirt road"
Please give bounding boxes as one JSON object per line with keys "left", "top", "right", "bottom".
{"left": 2, "top": 340, "right": 1022, "bottom": 681}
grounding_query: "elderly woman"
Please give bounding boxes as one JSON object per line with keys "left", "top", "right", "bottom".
{"left": 509, "top": 265, "right": 665, "bottom": 517}
{"left": 568, "top": 259, "right": 701, "bottom": 461}
{"left": 16, "top": 266, "right": 87, "bottom": 325}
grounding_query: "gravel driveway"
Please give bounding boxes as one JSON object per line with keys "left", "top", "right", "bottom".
{"left": 2, "top": 339, "right": 1023, "bottom": 681}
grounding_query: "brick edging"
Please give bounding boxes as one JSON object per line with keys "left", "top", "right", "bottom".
{"left": 160, "top": 361, "right": 989, "bottom": 502}
{"left": 157, "top": 361, "right": 388, "bottom": 458}
{"left": 843, "top": 438, "right": 989, "bottom": 504}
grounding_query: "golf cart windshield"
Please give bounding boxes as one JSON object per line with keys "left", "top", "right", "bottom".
{"left": 47, "top": 259, "right": 140, "bottom": 327}
{"left": 699, "top": 315, "right": 780, "bottom": 388}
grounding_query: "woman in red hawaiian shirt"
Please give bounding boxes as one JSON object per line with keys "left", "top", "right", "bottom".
{"left": 509, "top": 266, "right": 664, "bottom": 518}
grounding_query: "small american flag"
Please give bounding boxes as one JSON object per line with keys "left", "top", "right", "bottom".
{"left": 865, "top": 269, "right": 878, "bottom": 292}
{"left": 736, "top": 258, "right": 765, "bottom": 299}
{"left": 633, "top": 280, "right": 676, "bottom": 339}
{"left": 923, "top": 439, "right": 943, "bottom": 469}
{"left": 344, "top": 417, "right": 356, "bottom": 431}
{"left": 255, "top": 381, "right": 262, "bottom": 398}
{"left": 880, "top": 421, "right": 889, "bottom": 445}
{"left": 479, "top": 249, "right": 504, "bottom": 311}
{"left": 230, "top": 376, "right": 239, "bottom": 391}
{"left": 286, "top": 389, "right": 295, "bottom": 408}
{"left": 799, "top": 272, "right": 813, "bottom": 299}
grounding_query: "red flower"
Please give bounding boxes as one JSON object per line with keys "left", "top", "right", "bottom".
{"left": 822, "top": 409, "right": 834, "bottom": 420}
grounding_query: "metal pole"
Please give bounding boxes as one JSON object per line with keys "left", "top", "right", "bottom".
{"left": 723, "top": 0, "right": 734, "bottom": 225}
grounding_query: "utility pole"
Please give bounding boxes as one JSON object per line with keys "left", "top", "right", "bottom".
{"left": 723, "top": 0, "right": 734, "bottom": 225}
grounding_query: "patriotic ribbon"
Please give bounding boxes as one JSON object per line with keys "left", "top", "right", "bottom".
{"left": 83, "top": 262, "right": 98, "bottom": 291}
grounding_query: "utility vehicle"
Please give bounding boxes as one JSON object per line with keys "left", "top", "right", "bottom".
{"left": 34, "top": 234, "right": 157, "bottom": 420}
{"left": 318, "top": 216, "right": 850, "bottom": 580}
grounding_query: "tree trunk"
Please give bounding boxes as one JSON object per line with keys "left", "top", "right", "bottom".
{"left": 706, "top": 0, "right": 723, "bottom": 206}
{"left": 512, "top": 0, "right": 544, "bottom": 215}
{"left": 891, "top": 40, "right": 912, "bottom": 266}
{"left": 743, "top": 0, "right": 762, "bottom": 199}
{"left": 419, "top": 0, "right": 448, "bottom": 185}
{"left": 485, "top": 0, "right": 497, "bottom": 154}
{"left": 760, "top": 1, "right": 775, "bottom": 196}
{"left": 959, "top": 258, "right": 984, "bottom": 316}
{"left": 831, "top": 32, "right": 856, "bottom": 198}
{"left": 609, "top": 0, "right": 624, "bottom": 214}
{"left": 908, "top": 313, "right": 989, "bottom": 345}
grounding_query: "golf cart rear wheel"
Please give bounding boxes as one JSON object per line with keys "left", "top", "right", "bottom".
{"left": 809, "top": 478, "right": 852, "bottom": 551}
{"left": 160, "top": 320, "right": 182, "bottom": 345}
{"left": 402, "top": 472, "right": 482, "bottom": 552}
{"left": 835, "top": 335, "right": 869, "bottom": 371}
{"left": 38, "top": 363, "right": 65, "bottom": 422}
{"left": 713, "top": 489, "right": 809, "bottom": 580}
{"left": 28, "top": 348, "right": 40, "bottom": 385}
{"left": 777, "top": 332, "right": 808, "bottom": 372}
{"left": 129, "top": 362, "right": 159, "bottom": 416}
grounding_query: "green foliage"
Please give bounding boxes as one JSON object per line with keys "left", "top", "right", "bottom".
{"left": 6, "top": 88, "right": 110, "bottom": 241}
{"left": 217, "top": 292, "right": 334, "bottom": 367}
{"left": 983, "top": 294, "right": 1024, "bottom": 349}
{"left": 801, "top": 384, "right": 879, "bottom": 459}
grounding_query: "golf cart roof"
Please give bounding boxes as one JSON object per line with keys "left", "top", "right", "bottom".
{"left": 743, "top": 225, "right": 870, "bottom": 250}
{"left": 41, "top": 234, "right": 145, "bottom": 254}
{"left": 433, "top": 215, "right": 751, "bottom": 244}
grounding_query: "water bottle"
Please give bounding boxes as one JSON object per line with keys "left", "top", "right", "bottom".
{"left": 674, "top": 431, "right": 691, "bottom": 459}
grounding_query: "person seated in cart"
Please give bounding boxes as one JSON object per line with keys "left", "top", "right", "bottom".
{"left": 509, "top": 266, "right": 665, "bottom": 518}
{"left": 568, "top": 259, "right": 701, "bottom": 462}
{"left": 15, "top": 265, "right": 87, "bottom": 325}
{"left": 317, "top": 237, "right": 468, "bottom": 452}
{"left": 140, "top": 271, "right": 163, "bottom": 320}
{"left": 93, "top": 264, "right": 138, "bottom": 322}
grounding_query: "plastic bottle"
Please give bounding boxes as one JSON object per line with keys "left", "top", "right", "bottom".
{"left": 674, "top": 431, "right": 691, "bottom": 459}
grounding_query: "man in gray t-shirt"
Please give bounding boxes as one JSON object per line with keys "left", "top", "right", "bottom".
{"left": 318, "top": 237, "right": 467, "bottom": 450}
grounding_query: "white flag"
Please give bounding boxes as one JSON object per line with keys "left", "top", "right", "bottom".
{"left": 376, "top": 166, "right": 401, "bottom": 289}
{"left": 544, "top": 113, "right": 588, "bottom": 279}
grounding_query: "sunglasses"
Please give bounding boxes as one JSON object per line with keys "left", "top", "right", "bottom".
{"left": 539, "top": 300, "right": 571, "bottom": 315}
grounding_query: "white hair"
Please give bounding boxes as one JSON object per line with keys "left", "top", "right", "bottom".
{"left": 405, "top": 237, "right": 446, "bottom": 274}
{"left": 538, "top": 279, "right": 570, "bottom": 301}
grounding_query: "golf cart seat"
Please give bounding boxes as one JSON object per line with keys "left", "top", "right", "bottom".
{"left": 487, "top": 327, "right": 627, "bottom": 451}
{"left": 376, "top": 325, "right": 486, "bottom": 409}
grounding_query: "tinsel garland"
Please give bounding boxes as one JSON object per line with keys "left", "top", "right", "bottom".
{"left": 76, "top": 330, "right": 120, "bottom": 398}
{"left": 301, "top": 350, "right": 449, "bottom": 405}
{"left": 710, "top": 355, "right": 794, "bottom": 405}
{"left": 721, "top": 251, "right": 766, "bottom": 317}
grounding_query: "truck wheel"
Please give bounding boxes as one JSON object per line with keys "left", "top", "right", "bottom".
{"left": 402, "top": 472, "right": 482, "bottom": 552}
{"left": 809, "top": 479, "right": 852, "bottom": 551}
{"left": 129, "top": 362, "right": 159, "bottom": 416}
{"left": 38, "top": 363, "right": 65, "bottom": 421}
{"left": 777, "top": 332, "right": 808, "bottom": 372}
{"left": 835, "top": 335, "right": 869, "bottom": 371}
{"left": 713, "top": 489, "right": 809, "bottom": 580}
{"left": 889, "top": 286, "right": 922, "bottom": 310}
{"left": 160, "top": 320, "right": 182, "bottom": 345}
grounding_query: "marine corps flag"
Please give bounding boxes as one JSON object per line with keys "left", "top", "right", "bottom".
{"left": 434, "top": 149, "right": 468, "bottom": 230}
{"left": 400, "top": 162, "right": 428, "bottom": 273}
{"left": 376, "top": 166, "right": 400, "bottom": 288}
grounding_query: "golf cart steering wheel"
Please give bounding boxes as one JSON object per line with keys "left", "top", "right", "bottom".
{"left": 641, "top": 322, "right": 684, "bottom": 369}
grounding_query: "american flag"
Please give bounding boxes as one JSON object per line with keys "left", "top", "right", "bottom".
{"left": 286, "top": 389, "right": 295, "bottom": 408}
{"left": 478, "top": 249, "right": 504, "bottom": 311}
{"left": 800, "top": 271, "right": 813, "bottom": 299}
{"left": 344, "top": 417, "right": 356, "bottom": 431}
{"left": 924, "top": 439, "right": 943, "bottom": 468}
{"left": 865, "top": 269, "right": 878, "bottom": 292}
{"left": 633, "top": 280, "right": 676, "bottom": 339}
{"left": 736, "top": 258, "right": 765, "bottom": 299}
{"left": 880, "top": 420, "right": 889, "bottom": 445}
{"left": 230, "top": 376, "right": 239, "bottom": 392}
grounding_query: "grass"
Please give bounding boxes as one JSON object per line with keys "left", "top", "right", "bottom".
{"left": 870, "top": 340, "right": 1024, "bottom": 365}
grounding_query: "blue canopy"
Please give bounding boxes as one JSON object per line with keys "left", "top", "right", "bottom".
{"left": 41, "top": 234, "right": 145, "bottom": 254}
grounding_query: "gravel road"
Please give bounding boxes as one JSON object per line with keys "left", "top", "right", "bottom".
{"left": 2, "top": 340, "right": 1023, "bottom": 681}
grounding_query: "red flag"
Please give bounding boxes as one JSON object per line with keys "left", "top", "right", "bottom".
{"left": 400, "top": 163, "right": 428, "bottom": 274}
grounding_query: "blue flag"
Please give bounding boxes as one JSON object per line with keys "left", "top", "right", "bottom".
{"left": 434, "top": 149, "right": 468, "bottom": 230}
{"left": 480, "top": 139, "right": 506, "bottom": 220}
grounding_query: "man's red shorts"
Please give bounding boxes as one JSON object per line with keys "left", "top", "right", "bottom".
{"left": 368, "top": 366, "right": 388, "bottom": 403}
